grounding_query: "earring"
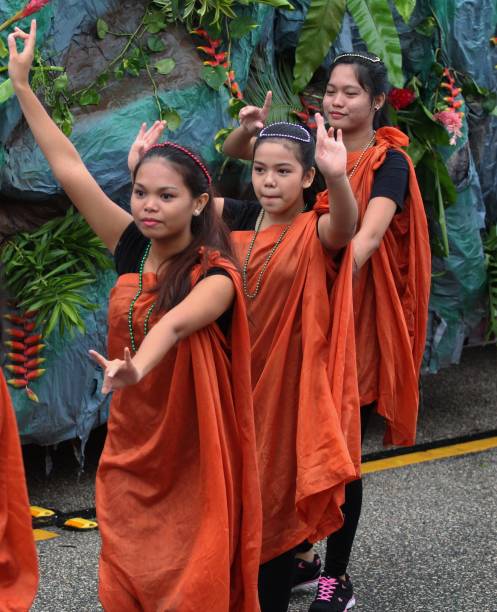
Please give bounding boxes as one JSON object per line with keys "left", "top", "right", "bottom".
{"left": 193, "top": 210, "right": 200, "bottom": 216}
{"left": 374, "top": 105, "right": 380, "bottom": 111}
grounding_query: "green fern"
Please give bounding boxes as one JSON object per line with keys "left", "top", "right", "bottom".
{"left": 245, "top": 54, "right": 304, "bottom": 123}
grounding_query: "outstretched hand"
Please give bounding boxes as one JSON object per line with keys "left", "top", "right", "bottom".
{"left": 89, "top": 347, "right": 141, "bottom": 394}
{"left": 8, "top": 20, "right": 36, "bottom": 88}
{"left": 315, "top": 112, "right": 347, "bottom": 182}
{"left": 238, "top": 90, "right": 272, "bottom": 136}
{"left": 128, "top": 120, "right": 167, "bottom": 174}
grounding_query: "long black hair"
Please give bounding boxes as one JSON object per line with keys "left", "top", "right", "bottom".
{"left": 329, "top": 52, "right": 390, "bottom": 129}
{"left": 133, "top": 144, "right": 235, "bottom": 313}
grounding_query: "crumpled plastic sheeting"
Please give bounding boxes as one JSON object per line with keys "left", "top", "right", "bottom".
{"left": 4, "top": 268, "right": 116, "bottom": 446}
{"left": 0, "top": 0, "right": 115, "bottom": 148}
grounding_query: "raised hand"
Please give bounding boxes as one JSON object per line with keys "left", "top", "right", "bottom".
{"left": 238, "top": 90, "right": 272, "bottom": 136}
{"left": 8, "top": 20, "right": 36, "bottom": 88}
{"left": 314, "top": 112, "right": 347, "bottom": 183}
{"left": 89, "top": 347, "right": 141, "bottom": 394}
{"left": 128, "top": 120, "right": 167, "bottom": 174}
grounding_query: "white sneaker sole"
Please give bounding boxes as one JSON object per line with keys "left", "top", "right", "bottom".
{"left": 346, "top": 595, "right": 356, "bottom": 609}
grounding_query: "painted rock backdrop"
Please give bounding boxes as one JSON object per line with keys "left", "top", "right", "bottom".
{"left": 0, "top": 0, "right": 496, "bottom": 447}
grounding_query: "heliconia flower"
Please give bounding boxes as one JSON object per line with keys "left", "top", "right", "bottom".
{"left": 387, "top": 87, "right": 416, "bottom": 110}
{"left": 0, "top": 0, "right": 50, "bottom": 32}
{"left": 25, "top": 387, "right": 40, "bottom": 403}
{"left": 20, "top": 0, "right": 50, "bottom": 18}
{"left": 433, "top": 109, "right": 463, "bottom": 145}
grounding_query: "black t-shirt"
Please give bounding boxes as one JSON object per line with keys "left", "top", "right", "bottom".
{"left": 222, "top": 150, "right": 409, "bottom": 232}
{"left": 114, "top": 222, "right": 232, "bottom": 334}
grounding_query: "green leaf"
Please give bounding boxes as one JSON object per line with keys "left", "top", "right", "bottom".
{"left": 154, "top": 58, "right": 175, "bottom": 75}
{"left": 201, "top": 65, "right": 227, "bottom": 90}
{"left": 147, "top": 35, "right": 167, "bottom": 52}
{"left": 79, "top": 89, "right": 101, "bottom": 106}
{"left": 415, "top": 16, "right": 436, "bottom": 37}
{"left": 346, "top": 0, "right": 404, "bottom": 87}
{"left": 229, "top": 16, "right": 258, "bottom": 39}
{"left": 161, "top": 107, "right": 181, "bottom": 130}
{"left": 293, "top": 0, "right": 346, "bottom": 93}
{"left": 0, "top": 78, "right": 14, "bottom": 104}
{"left": 53, "top": 73, "right": 69, "bottom": 94}
{"left": 0, "top": 37, "right": 8, "bottom": 59}
{"left": 96, "top": 18, "right": 109, "bottom": 40}
{"left": 144, "top": 10, "right": 167, "bottom": 34}
{"left": 391, "top": 0, "right": 416, "bottom": 23}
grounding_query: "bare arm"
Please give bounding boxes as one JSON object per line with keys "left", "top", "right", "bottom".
{"left": 222, "top": 91, "right": 272, "bottom": 160}
{"left": 352, "top": 197, "right": 397, "bottom": 270}
{"left": 8, "top": 22, "right": 131, "bottom": 253}
{"left": 314, "top": 114, "right": 358, "bottom": 250}
{"left": 90, "top": 273, "right": 235, "bottom": 392}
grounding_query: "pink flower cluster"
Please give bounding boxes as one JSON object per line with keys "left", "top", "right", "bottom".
{"left": 433, "top": 109, "right": 463, "bottom": 146}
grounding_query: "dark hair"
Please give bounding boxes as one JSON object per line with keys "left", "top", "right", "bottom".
{"left": 253, "top": 122, "right": 315, "bottom": 172}
{"left": 253, "top": 122, "right": 318, "bottom": 207}
{"left": 133, "top": 145, "right": 235, "bottom": 313}
{"left": 329, "top": 52, "right": 390, "bottom": 129}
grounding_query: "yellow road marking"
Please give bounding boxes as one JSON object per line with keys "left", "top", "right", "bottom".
{"left": 362, "top": 436, "right": 497, "bottom": 474}
{"left": 33, "top": 529, "right": 59, "bottom": 542}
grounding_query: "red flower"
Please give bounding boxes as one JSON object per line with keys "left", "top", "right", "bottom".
{"left": 388, "top": 87, "right": 416, "bottom": 110}
{"left": 20, "top": 0, "right": 50, "bottom": 18}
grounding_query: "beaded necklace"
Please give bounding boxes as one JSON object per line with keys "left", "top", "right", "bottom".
{"left": 242, "top": 207, "right": 304, "bottom": 300}
{"left": 128, "top": 240, "right": 156, "bottom": 353}
{"left": 347, "top": 131, "right": 376, "bottom": 179}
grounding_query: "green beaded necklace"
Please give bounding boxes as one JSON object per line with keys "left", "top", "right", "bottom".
{"left": 128, "top": 240, "right": 156, "bottom": 353}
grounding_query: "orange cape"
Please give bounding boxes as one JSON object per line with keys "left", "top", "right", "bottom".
{"left": 231, "top": 211, "right": 359, "bottom": 563}
{"left": 97, "top": 254, "right": 261, "bottom": 612}
{"left": 317, "top": 126, "right": 431, "bottom": 446}
{"left": 0, "top": 372, "right": 38, "bottom": 611}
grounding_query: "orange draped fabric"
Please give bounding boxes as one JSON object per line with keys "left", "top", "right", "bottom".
{"left": 317, "top": 126, "right": 431, "bottom": 446}
{"left": 96, "top": 255, "right": 261, "bottom": 612}
{"left": 0, "top": 372, "right": 38, "bottom": 612}
{"left": 231, "top": 212, "right": 359, "bottom": 563}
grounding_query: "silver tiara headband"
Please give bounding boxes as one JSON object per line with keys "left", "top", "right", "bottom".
{"left": 258, "top": 122, "right": 312, "bottom": 143}
{"left": 334, "top": 52, "right": 381, "bottom": 64}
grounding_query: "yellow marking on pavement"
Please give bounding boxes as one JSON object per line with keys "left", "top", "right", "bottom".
{"left": 362, "top": 436, "right": 497, "bottom": 474}
{"left": 33, "top": 529, "right": 59, "bottom": 542}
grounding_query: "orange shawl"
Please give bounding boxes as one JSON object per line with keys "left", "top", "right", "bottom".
{"left": 317, "top": 126, "right": 431, "bottom": 446}
{"left": 231, "top": 211, "right": 359, "bottom": 563}
{"left": 0, "top": 372, "right": 38, "bottom": 611}
{"left": 96, "top": 255, "right": 261, "bottom": 612}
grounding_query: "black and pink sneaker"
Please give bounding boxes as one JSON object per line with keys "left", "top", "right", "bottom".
{"left": 308, "top": 574, "right": 356, "bottom": 611}
{"left": 292, "top": 553, "right": 322, "bottom": 592}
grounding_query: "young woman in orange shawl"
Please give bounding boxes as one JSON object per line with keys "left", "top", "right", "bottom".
{"left": 220, "top": 116, "right": 360, "bottom": 611}
{"left": 9, "top": 21, "right": 261, "bottom": 611}
{"left": 0, "top": 291, "right": 38, "bottom": 612}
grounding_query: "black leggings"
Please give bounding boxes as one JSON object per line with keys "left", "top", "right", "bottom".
{"left": 324, "top": 403, "right": 374, "bottom": 577}
{"left": 258, "top": 548, "right": 296, "bottom": 612}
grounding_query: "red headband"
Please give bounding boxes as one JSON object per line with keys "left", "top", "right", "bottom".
{"left": 147, "top": 142, "right": 212, "bottom": 185}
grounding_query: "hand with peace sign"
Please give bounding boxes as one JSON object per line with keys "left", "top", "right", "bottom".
{"left": 314, "top": 112, "right": 347, "bottom": 183}
{"left": 89, "top": 347, "right": 142, "bottom": 394}
{"left": 238, "top": 90, "right": 272, "bottom": 136}
{"left": 128, "top": 120, "right": 167, "bottom": 175}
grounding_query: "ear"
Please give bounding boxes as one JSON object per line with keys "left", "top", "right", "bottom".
{"left": 373, "top": 92, "right": 386, "bottom": 111}
{"left": 302, "top": 166, "right": 316, "bottom": 189}
{"left": 192, "top": 192, "right": 209, "bottom": 216}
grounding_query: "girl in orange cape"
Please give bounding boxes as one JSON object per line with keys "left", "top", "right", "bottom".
{"left": 306, "top": 53, "right": 431, "bottom": 611}
{"left": 219, "top": 118, "right": 360, "bottom": 611}
{"left": 9, "top": 21, "right": 261, "bottom": 611}
{"left": 0, "top": 293, "right": 38, "bottom": 612}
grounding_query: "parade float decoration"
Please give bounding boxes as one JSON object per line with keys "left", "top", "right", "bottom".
{"left": 0, "top": 0, "right": 496, "bottom": 445}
